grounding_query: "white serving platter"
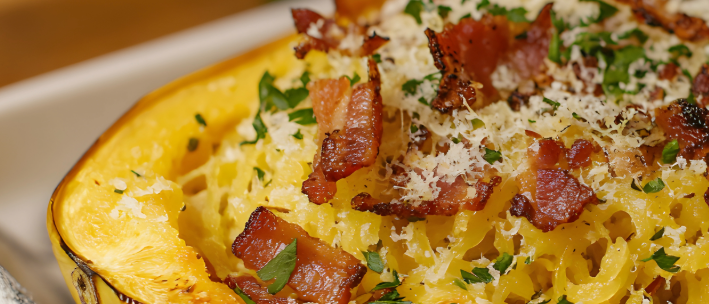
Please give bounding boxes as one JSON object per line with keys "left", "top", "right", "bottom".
{"left": 0, "top": 0, "right": 332, "bottom": 303}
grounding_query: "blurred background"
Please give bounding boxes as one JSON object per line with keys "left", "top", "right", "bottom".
{"left": 0, "top": 0, "right": 330, "bottom": 303}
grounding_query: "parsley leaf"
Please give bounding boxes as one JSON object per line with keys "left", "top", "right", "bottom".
{"left": 254, "top": 167, "right": 265, "bottom": 181}
{"left": 240, "top": 110, "right": 267, "bottom": 145}
{"left": 373, "top": 54, "right": 382, "bottom": 63}
{"left": 362, "top": 251, "right": 385, "bottom": 273}
{"left": 461, "top": 267, "right": 493, "bottom": 284}
{"left": 476, "top": 0, "right": 489, "bottom": 9}
{"left": 542, "top": 97, "right": 560, "bottom": 110}
{"left": 418, "top": 97, "right": 430, "bottom": 106}
{"left": 557, "top": 295, "right": 574, "bottom": 304}
{"left": 404, "top": 0, "right": 424, "bottom": 24}
{"left": 579, "top": 0, "right": 618, "bottom": 24}
{"left": 372, "top": 270, "right": 402, "bottom": 291}
{"left": 300, "top": 71, "right": 311, "bottom": 87}
{"left": 257, "top": 239, "right": 297, "bottom": 294}
{"left": 484, "top": 148, "right": 502, "bottom": 164}
{"left": 631, "top": 179, "right": 643, "bottom": 192}
{"left": 284, "top": 87, "right": 309, "bottom": 108}
{"left": 114, "top": 189, "right": 124, "bottom": 194}
{"left": 572, "top": 112, "right": 585, "bottom": 121}
{"left": 493, "top": 252, "right": 514, "bottom": 274}
{"left": 410, "top": 124, "right": 419, "bottom": 133}
{"left": 130, "top": 170, "right": 141, "bottom": 177}
{"left": 643, "top": 178, "right": 665, "bottom": 193}
{"left": 603, "top": 46, "right": 645, "bottom": 97}
{"left": 641, "top": 247, "right": 680, "bottom": 273}
{"left": 471, "top": 118, "right": 485, "bottom": 130}
{"left": 528, "top": 119, "right": 536, "bottom": 123}
{"left": 506, "top": 7, "right": 529, "bottom": 22}
{"left": 233, "top": 287, "right": 256, "bottom": 304}
{"left": 259, "top": 72, "right": 289, "bottom": 110}
{"left": 187, "top": 138, "right": 199, "bottom": 152}
{"left": 459, "top": 13, "right": 472, "bottom": 21}
{"left": 402, "top": 79, "right": 423, "bottom": 95}
{"left": 378, "top": 289, "right": 407, "bottom": 302}
{"left": 438, "top": 5, "right": 452, "bottom": 18}
{"left": 548, "top": 27, "right": 562, "bottom": 64}
{"left": 661, "top": 139, "right": 680, "bottom": 164}
{"left": 292, "top": 129, "right": 303, "bottom": 140}
{"left": 525, "top": 256, "right": 532, "bottom": 264}
{"left": 195, "top": 113, "right": 207, "bottom": 127}
{"left": 618, "top": 28, "right": 648, "bottom": 44}
{"left": 288, "top": 108, "right": 317, "bottom": 125}
{"left": 453, "top": 278, "right": 468, "bottom": 290}
{"left": 650, "top": 227, "right": 665, "bottom": 241}
{"left": 346, "top": 72, "right": 361, "bottom": 86}
{"left": 669, "top": 44, "right": 693, "bottom": 59}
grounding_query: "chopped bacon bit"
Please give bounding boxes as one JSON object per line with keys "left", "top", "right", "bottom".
{"left": 291, "top": 8, "right": 388, "bottom": 59}
{"left": 525, "top": 130, "right": 542, "bottom": 138}
{"left": 303, "top": 60, "right": 383, "bottom": 203}
{"left": 360, "top": 32, "right": 390, "bottom": 56}
{"left": 655, "top": 99, "right": 709, "bottom": 159}
{"left": 645, "top": 276, "right": 666, "bottom": 296}
{"left": 508, "top": 90, "right": 531, "bottom": 111}
{"left": 618, "top": 0, "right": 709, "bottom": 41}
{"left": 567, "top": 139, "right": 594, "bottom": 169}
{"left": 424, "top": 27, "right": 479, "bottom": 113}
{"left": 224, "top": 275, "right": 293, "bottom": 304}
{"left": 704, "top": 187, "right": 709, "bottom": 207}
{"left": 510, "top": 169, "right": 598, "bottom": 232}
{"left": 693, "top": 64, "right": 709, "bottom": 107}
{"left": 658, "top": 62, "right": 679, "bottom": 80}
{"left": 232, "top": 207, "right": 366, "bottom": 304}
{"left": 530, "top": 139, "right": 565, "bottom": 170}
{"left": 649, "top": 87, "right": 665, "bottom": 101}
{"left": 352, "top": 176, "right": 502, "bottom": 217}
{"left": 505, "top": 3, "right": 554, "bottom": 80}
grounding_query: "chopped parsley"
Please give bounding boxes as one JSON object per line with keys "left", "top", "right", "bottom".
{"left": 233, "top": 286, "right": 256, "bottom": 304}
{"left": 476, "top": 0, "right": 489, "bottom": 10}
{"left": 631, "top": 178, "right": 665, "bottom": 193}
{"left": 453, "top": 278, "right": 468, "bottom": 290}
{"left": 187, "top": 138, "right": 199, "bottom": 152}
{"left": 650, "top": 227, "right": 665, "bottom": 241}
{"left": 240, "top": 111, "right": 267, "bottom": 145}
{"left": 131, "top": 170, "right": 142, "bottom": 177}
{"left": 572, "top": 112, "right": 585, "bottom": 121}
{"left": 300, "top": 71, "right": 310, "bottom": 87}
{"left": 661, "top": 139, "right": 679, "bottom": 164}
{"left": 471, "top": 118, "right": 485, "bottom": 130}
{"left": 410, "top": 124, "right": 419, "bottom": 134}
{"left": 194, "top": 113, "right": 207, "bottom": 127}
{"left": 404, "top": 0, "right": 424, "bottom": 24}
{"left": 288, "top": 108, "right": 317, "bottom": 125}
{"left": 557, "top": 295, "right": 574, "bottom": 304}
{"left": 254, "top": 167, "right": 265, "bottom": 181}
{"left": 113, "top": 189, "right": 124, "bottom": 194}
{"left": 259, "top": 71, "right": 289, "bottom": 110}
{"left": 402, "top": 79, "right": 423, "bottom": 96}
{"left": 418, "top": 97, "right": 430, "bottom": 106}
{"left": 257, "top": 239, "right": 297, "bottom": 294}
{"left": 284, "top": 87, "right": 309, "bottom": 108}
{"left": 542, "top": 97, "right": 560, "bottom": 110}
{"left": 292, "top": 129, "right": 303, "bottom": 140}
{"left": 346, "top": 72, "right": 361, "bottom": 86}
{"left": 438, "top": 5, "right": 452, "bottom": 18}
{"left": 483, "top": 3, "right": 529, "bottom": 22}
{"left": 362, "top": 251, "right": 384, "bottom": 273}
{"left": 484, "top": 148, "right": 502, "bottom": 164}
{"left": 602, "top": 46, "right": 645, "bottom": 97}
{"left": 461, "top": 267, "right": 493, "bottom": 284}
{"left": 528, "top": 119, "right": 536, "bottom": 123}
{"left": 372, "top": 54, "right": 382, "bottom": 63}
{"left": 515, "top": 31, "right": 528, "bottom": 40}
{"left": 493, "top": 252, "right": 514, "bottom": 274}
{"left": 618, "top": 28, "right": 648, "bottom": 44}
{"left": 525, "top": 256, "right": 532, "bottom": 264}
{"left": 669, "top": 44, "right": 693, "bottom": 59}
{"left": 459, "top": 13, "right": 472, "bottom": 21}
{"left": 579, "top": 0, "right": 618, "bottom": 24}
{"left": 372, "top": 270, "right": 402, "bottom": 291}
{"left": 641, "top": 247, "right": 680, "bottom": 273}
{"left": 451, "top": 134, "right": 463, "bottom": 144}
{"left": 548, "top": 26, "right": 562, "bottom": 64}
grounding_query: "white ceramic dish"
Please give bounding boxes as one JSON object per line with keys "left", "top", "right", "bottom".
{"left": 0, "top": 1, "right": 332, "bottom": 303}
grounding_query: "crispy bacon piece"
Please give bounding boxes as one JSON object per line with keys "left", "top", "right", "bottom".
{"left": 232, "top": 207, "right": 366, "bottom": 304}
{"left": 693, "top": 64, "right": 709, "bottom": 107}
{"left": 618, "top": 0, "right": 709, "bottom": 41}
{"left": 291, "top": 9, "right": 389, "bottom": 59}
{"left": 224, "top": 275, "right": 293, "bottom": 304}
{"left": 508, "top": 90, "right": 531, "bottom": 111}
{"left": 302, "top": 60, "right": 383, "bottom": 203}
{"left": 645, "top": 276, "right": 666, "bottom": 296}
{"left": 352, "top": 176, "right": 502, "bottom": 217}
{"left": 510, "top": 169, "right": 598, "bottom": 232}
{"left": 658, "top": 62, "right": 679, "bottom": 80}
{"left": 530, "top": 139, "right": 565, "bottom": 169}
{"left": 505, "top": 3, "right": 554, "bottom": 80}
{"left": 655, "top": 99, "right": 709, "bottom": 159}
{"left": 567, "top": 139, "right": 594, "bottom": 169}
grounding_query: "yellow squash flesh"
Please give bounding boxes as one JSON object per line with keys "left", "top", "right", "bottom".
{"left": 48, "top": 35, "right": 301, "bottom": 304}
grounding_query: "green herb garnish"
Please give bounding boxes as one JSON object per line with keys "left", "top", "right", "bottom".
{"left": 557, "top": 295, "right": 574, "bottom": 304}
{"left": 362, "top": 251, "right": 385, "bottom": 273}
{"left": 643, "top": 178, "right": 665, "bottom": 193}
{"left": 131, "top": 170, "right": 141, "bottom": 177}
{"left": 471, "top": 118, "right": 485, "bottom": 130}
{"left": 372, "top": 270, "right": 402, "bottom": 291}
{"left": 114, "top": 189, "right": 124, "bottom": 194}
{"left": 254, "top": 167, "right": 265, "bottom": 181}
{"left": 542, "top": 97, "right": 560, "bottom": 110}
{"left": 187, "top": 138, "right": 199, "bottom": 152}
{"left": 233, "top": 286, "right": 256, "bottom": 304}
{"left": 257, "top": 239, "right": 297, "bottom": 294}
{"left": 461, "top": 267, "right": 493, "bottom": 284}
{"left": 195, "top": 113, "right": 207, "bottom": 127}
{"left": 438, "top": 5, "right": 452, "bottom": 18}
{"left": 484, "top": 148, "right": 502, "bottom": 164}
{"left": 493, "top": 252, "right": 514, "bottom": 274}
{"left": 300, "top": 71, "right": 311, "bottom": 87}
{"left": 404, "top": 0, "right": 425, "bottom": 24}
{"left": 579, "top": 0, "right": 618, "bottom": 24}
{"left": 288, "top": 108, "right": 317, "bottom": 125}
{"left": 641, "top": 247, "right": 680, "bottom": 273}
{"left": 669, "top": 44, "right": 693, "bottom": 59}
{"left": 618, "top": 28, "right": 648, "bottom": 43}
{"left": 650, "top": 227, "right": 665, "bottom": 241}
{"left": 373, "top": 54, "right": 382, "bottom": 63}
{"left": 410, "top": 124, "right": 419, "bottom": 133}
{"left": 661, "top": 139, "right": 679, "bottom": 164}
{"left": 292, "top": 129, "right": 303, "bottom": 140}
{"left": 346, "top": 72, "right": 361, "bottom": 86}
{"left": 453, "top": 278, "right": 468, "bottom": 290}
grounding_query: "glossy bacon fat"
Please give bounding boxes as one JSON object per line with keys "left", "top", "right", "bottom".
{"left": 511, "top": 139, "right": 598, "bottom": 231}
{"left": 302, "top": 59, "right": 383, "bottom": 204}
{"left": 232, "top": 207, "right": 366, "bottom": 304}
